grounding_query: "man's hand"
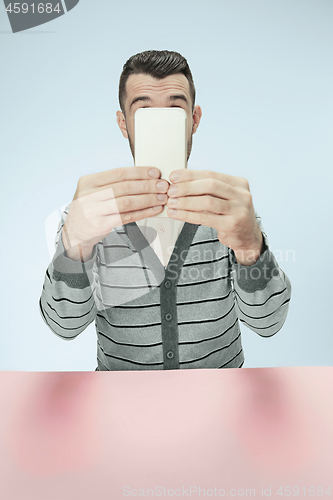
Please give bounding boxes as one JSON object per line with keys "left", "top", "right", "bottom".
{"left": 62, "top": 167, "right": 169, "bottom": 261}
{"left": 166, "top": 169, "right": 264, "bottom": 266}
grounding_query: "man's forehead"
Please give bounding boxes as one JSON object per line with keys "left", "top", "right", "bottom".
{"left": 125, "top": 73, "right": 190, "bottom": 98}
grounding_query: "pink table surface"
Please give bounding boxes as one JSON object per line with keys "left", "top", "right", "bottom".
{"left": 0, "top": 367, "right": 332, "bottom": 500}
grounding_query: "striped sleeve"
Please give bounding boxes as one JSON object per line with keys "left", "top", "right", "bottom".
{"left": 39, "top": 204, "right": 98, "bottom": 340}
{"left": 229, "top": 212, "right": 292, "bottom": 337}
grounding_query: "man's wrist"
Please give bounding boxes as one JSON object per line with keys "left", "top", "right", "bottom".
{"left": 233, "top": 233, "right": 265, "bottom": 266}
{"left": 61, "top": 229, "right": 94, "bottom": 263}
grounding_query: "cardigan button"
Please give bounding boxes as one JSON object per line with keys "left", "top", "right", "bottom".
{"left": 165, "top": 313, "right": 173, "bottom": 321}
{"left": 164, "top": 280, "right": 171, "bottom": 289}
{"left": 166, "top": 350, "right": 174, "bottom": 359}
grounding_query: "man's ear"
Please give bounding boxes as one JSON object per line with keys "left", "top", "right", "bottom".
{"left": 116, "top": 111, "right": 129, "bottom": 139}
{"left": 192, "top": 105, "right": 202, "bottom": 135}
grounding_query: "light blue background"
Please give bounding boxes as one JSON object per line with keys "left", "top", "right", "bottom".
{"left": 1, "top": 0, "right": 332, "bottom": 370}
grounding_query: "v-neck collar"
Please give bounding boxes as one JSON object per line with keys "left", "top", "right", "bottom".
{"left": 121, "top": 221, "right": 200, "bottom": 286}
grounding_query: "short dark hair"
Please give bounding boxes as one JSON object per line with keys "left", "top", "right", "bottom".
{"left": 118, "top": 50, "right": 196, "bottom": 115}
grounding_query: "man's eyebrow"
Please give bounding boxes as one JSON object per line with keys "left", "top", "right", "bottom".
{"left": 168, "top": 94, "right": 188, "bottom": 105}
{"left": 129, "top": 96, "right": 151, "bottom": 109}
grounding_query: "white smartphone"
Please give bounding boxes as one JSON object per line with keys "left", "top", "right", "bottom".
{"left": 134, "top": 107, "right": 188, "bottom": 217}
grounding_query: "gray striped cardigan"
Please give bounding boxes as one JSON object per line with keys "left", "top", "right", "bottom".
{"left": 40, "top": 204, "right": 291, "bottom": 370}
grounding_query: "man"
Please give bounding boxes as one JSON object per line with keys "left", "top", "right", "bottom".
{"left": 40, "top": 50, "right": 291, "bottom": 371}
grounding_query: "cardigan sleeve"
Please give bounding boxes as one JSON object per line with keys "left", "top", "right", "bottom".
{"left": 39, "top": 203, "right": 98, "bottom": 340}
{"left": 228, "top": 211, "right": 292, "bottom": 337}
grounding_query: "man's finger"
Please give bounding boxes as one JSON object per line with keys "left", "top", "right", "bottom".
{"left": 167, "top": 178, "right": 237, "bottom": 200}
{"left": 79, "top": 177, "right": 169, "bottom": 198}
{"left": 167, "top": 207, "right": 225, "bottom": 228}
{"left": 99, "top": 193, "right": 168, "bottom": 216}
{"left": 105, "top": 205, "right": 164, "bottom": 227}
{"left": 87, "top": 166, "right": 162, "bottom": 188}
{"left": 169, "top": 169, "right": 249, "bottom": 189}
{"left": 167, "top": 195, "right": 232, "bottom": 215}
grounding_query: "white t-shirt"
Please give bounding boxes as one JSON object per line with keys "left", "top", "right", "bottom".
{"left": 136, "top": 217, "right": 185, "bottom": 268}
